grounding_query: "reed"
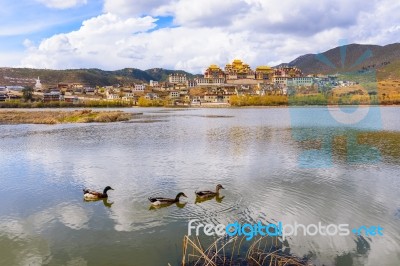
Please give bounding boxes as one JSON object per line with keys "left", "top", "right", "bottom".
{"left": 0, "top": 100, "right": 133, "bottom": 108}
{"left": 180, "top": 235, "right": 311, "bottom": 266}
{"left": 0, "top": 110, "right": 132, "bottom": 124}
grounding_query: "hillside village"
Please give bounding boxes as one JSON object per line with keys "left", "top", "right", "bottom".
{"left": 0, "top": 59, "right": 355, "bottom": 106}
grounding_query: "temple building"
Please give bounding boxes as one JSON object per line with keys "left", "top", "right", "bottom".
{"left": 204, "top": 64, "right": 225, "bottom": 79}
{"left": 186, "top": 60, "right": 309, "bottom": 88}
{"left": 192, "top": 64, "right": 226, "bottom": 86}
{"left": 225, "top": 59, "right": 255, "bottom": 80}
{"left": 255, "top": 66, "right": 274, "bottom": 81}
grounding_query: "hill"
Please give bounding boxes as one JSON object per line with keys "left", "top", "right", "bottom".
{"left": 0, "top": 67, "right": 196, "bottom": 87}
{"left": 279, "top": 43, "right": 400, "bottom": 78}
{"left": 1, "top": 42, "right": 399, "bottom": 87}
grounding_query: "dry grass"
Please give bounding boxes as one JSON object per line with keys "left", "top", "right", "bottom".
{"left": 181, "top": 235, "right": 311, "bottom": 266}
{"left": 0, "top": 109, "right": 132, "bottom": 124}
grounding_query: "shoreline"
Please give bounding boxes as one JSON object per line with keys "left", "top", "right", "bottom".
{"left": 0, "top": 110, "right": 133, "bottom": 124}
{"left": 0, "top": 103, "right": 399, "bottom": 111}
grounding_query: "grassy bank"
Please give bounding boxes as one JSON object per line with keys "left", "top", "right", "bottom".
{"left": 0, "top": 100, "right": 133, "bottom": 108}
{"left": 230, "top": 93, "right": 400, "bottom": 106}
{"left": 0, "top": 110, "right": 133, "bottom": 124}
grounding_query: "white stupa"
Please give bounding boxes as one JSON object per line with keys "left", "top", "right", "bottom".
{"left": 34, "top": 76, "right": 42, "bottom": 91}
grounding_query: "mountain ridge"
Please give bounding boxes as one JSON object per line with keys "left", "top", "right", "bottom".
{"left": 0, "top": 67, "right": 199, "bottom": 87}
{"left": 1, "top": 42, "right": 399, "bottom": 87}
{"left": 278, "top": 43, "right": 400, "bottom": 75}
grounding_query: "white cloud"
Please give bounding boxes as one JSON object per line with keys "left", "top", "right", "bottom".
{"left": 158, "top": 0, "right": 250, "bottom": 27}
{"left": 21, "top": 0, "right": 400, "bottom": 72}
{"left": 36, "top": 0, "right": 87, "bottom": 9}
{"left": 103, "top": 0, "right": 172, "bottom": 17}
{"left": 21, "top": 13, "right": 158, "bottom": 69}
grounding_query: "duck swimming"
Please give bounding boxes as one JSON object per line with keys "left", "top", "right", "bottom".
{"left": 83, "top": 186, "right": 114, "bottom": 200}
{"left": 195, "top": 184, "right": 224, "bottom": 199}
{"left": 148, "top": 192, "right": 187, "bottom": 206}
{"left": 194, "top": 184, "right": 224, "bottom": 199}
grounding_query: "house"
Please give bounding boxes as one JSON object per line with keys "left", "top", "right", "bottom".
{"left": 133, "top": 84, "right": 145, "bottom": 92}
{"left": 187, "top": 80, "right": 197, "bottom": 88}
{"left": 191, "top": 96, "right": 202, "bottom": 104}
{"left": 6, "top": 85, "right": 25, "bottom": 91}
{"left": 105, "top": 89, "right": 120, "bottom": 100}
{"left": 74, "top": 88, "right": 84, "bottom": 94}
{"left": 204, "top": 92, "right": 231, "bottom": 103}
{"left": 273, "top": 77, "right": 289, "bottom": 85}
{"left": 149, "top": 80, "right": 159, "bottom": 87}
{"left": 71, "top": 83, "right": 84, "bottom": 90}
{"left": 287, "top": 77, "right": 314, "bottom": 87}
{"left": 145, "top": 93, "right": 159, "bottom": 100}
{"left": 107, "top": 93, "right": 120, "bottom": 100}
{"left": 195, "top": 77, "right": 225, "bottom": 86}
{"left": 84, "top": 87, "right": 96, "bottom": 95}
{"left": 122, "top": 93, "right": 135, "bottom": 101}
{"left": 49, "top": 88, "right": 61, "bottom": 93}
{"left": 64, "top": 96, "right": 79, "bottom": 103}
{"left": 169, "top": 91, "right": 180, "bottom": 98}
{"left": 0, "top": 93, "right": 7, "bottom": 101}
{"left": 168, "top": 73, "right": 187, "bottom": 84}
{"left": 58, "top": 83, "right": 70, "bottom": 90}
{"left": 204, "top": 94, "right": 218, "bottom": 102}
{"left": 43, "top": 91, "right": 61, "bottom": 102}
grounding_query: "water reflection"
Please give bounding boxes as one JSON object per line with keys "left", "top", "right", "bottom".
{"left": 57, "top": 204, "right": 90, "bottom": 230}
{"left": 195, "top": 194, "right": 225, "bottom": 204}
{"left": 83, "top": 198, "right": 114, "bottom": 208}
{"left": 149, "top": 202, "right": 187, "bottom": 210}
{"left": 0, "top": 107, "right": 399, "bottom": 265}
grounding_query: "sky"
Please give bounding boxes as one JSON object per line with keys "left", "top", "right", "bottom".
{"left": 0, "top": 0, "right": 399, "bottom": 73}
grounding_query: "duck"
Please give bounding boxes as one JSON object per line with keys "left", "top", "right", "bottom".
{"left": 148, "top": 192, "right": 187, "bottom": 206}
{"left": 83, "top": 186, "right": 114, "bottom": 200}
{"left": 195, "top": 184, "right": 224, "bottom": 199}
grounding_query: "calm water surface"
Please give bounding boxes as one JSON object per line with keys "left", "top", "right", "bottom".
{"left": 0, "top": 107, "right": 399, "bottom": 266}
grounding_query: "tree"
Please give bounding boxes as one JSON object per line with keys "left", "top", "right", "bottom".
{"left": 22, "top": 87, "right": 34, "bottom": 102}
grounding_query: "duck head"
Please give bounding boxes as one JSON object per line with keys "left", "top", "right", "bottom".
{"left": 103, "top": 186, "right": 114, "bottom": 194}
{"left": 216, "top": 184, "right": 224, "bottom": 192}
{"left": 175, "top": 192, "right": 188, "bottom": 201}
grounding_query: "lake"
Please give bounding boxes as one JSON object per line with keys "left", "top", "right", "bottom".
{"left": 0, "top": 107, "right": 399, "bottom": 266}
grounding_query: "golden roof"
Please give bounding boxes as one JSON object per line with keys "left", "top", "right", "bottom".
{"left": 208, "top": 64, "right": 220, "bottom": 69}
{"left": 256, "top": 66, "right": 272, "bottom": 70}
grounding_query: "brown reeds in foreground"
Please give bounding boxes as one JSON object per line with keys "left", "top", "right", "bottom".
{"left": 0, "top": 110, "right": 133, "bottom": 124}
{"left": 180, "top": 235, "right": 312, "bottom": 266}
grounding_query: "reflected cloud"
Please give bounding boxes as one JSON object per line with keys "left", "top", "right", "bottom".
{"left": 57, "top": 204, "right": 90, "bottom": 230}
{"left": 0, "top": 217, "right": 51, "bottom": 265}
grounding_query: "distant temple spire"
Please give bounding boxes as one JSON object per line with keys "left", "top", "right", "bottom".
{"left": 34, "top": 76, "right": 42, "bottom": 90}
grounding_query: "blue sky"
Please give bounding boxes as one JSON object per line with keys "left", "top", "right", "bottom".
{"left": 0, "top": 0, "right": 399, "bottom": 73}
{"left": 0, "top": 1, "right": 101, "bottom": 48}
